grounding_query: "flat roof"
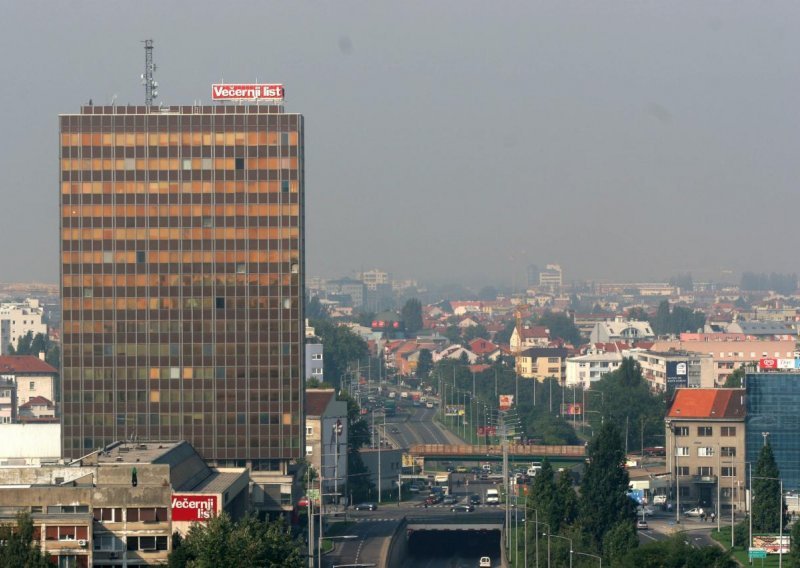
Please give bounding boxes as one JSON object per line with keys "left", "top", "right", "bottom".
{"left": 95, "top": 441, "right": 182, "bottom": 464}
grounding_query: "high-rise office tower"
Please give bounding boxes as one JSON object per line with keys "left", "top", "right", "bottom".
{"left": 60, "top": 95, "right": 304, "bottom": 467}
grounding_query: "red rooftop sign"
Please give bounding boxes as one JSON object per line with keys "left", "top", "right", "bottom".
{"left": 171, "top": 495, "right": 217, "bottom": 522}
{"left": 212, "top": 84, "right": 284, "bottom": 101}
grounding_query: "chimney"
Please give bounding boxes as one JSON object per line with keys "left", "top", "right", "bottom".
{"left": 39, "top": 351, "right": 45, "bottom": 361}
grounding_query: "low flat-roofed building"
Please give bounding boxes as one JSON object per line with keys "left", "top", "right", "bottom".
{"left": 518, "top": 347, "right": 568, "bottom": 383}
{"left": 565, "top": 352, "right": 623, "bottom": 389}
{"left": 0, "top": 440, "right": 248, "bottom": 566}
{"left": 628, "top": 350, "right": 715, "bottom": 392}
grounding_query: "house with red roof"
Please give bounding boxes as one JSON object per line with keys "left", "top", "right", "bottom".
{"left": 0, "top": 355, "right": 58, "bottom": 421}
{"left": 18, "top": 396, "right": 56, "bottom": 422}
{"left": 665, "top": 388, "right": 745, "bottom": 512}
{"left": 509, "top": 325, "right": 550, "bottom": 353}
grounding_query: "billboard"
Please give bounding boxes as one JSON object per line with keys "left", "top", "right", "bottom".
{"left": 560, "top": 403, "right": 583, "bottom": 416}
{"left": 477, "top": 426, "right": 497, "bottom": 437}
{"left": 752, "top": 535, "right": 791, "bottom": 554}
{"left": 759, "top": 358, "right": 800, "bottom": 370}
{"left": 171, "top": 494, "right": 217, "bottom": 522}
{"left": 666, "top": 361, "right": 689, "bottom": 389}
{"left": 499, "top": 395, "right": 514, "bottom": 411}
{"left": 444, "top": 405, "right": 465, "bottom": 417}
{"left": 211, "top": 83, "right": 284, "bottom": 101}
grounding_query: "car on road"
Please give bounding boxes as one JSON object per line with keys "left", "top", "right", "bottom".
{"left": 479, "top": 557, "right": 492, "bottom": 567}
{"left": 636, "top": 505, "right": 655, "bottom": 517}
{"left": 354, "top": 503, "right": 378, "bottom": 511}
{"left": 442, "top": 495, "right": 458, "bottom": 505}
{"left": 424, "top": 494, "right": 442, "bottom": 505}
{"left": 451, "top": 504, "right": 474, "bottom": 513}
{"left": 636, "top": 519, "right": 649, "bottom": 530}
{"left": 684, "top": 507, "right": 704, "bottom": 517}
{"left": 469, "top": 494, "right": 481, "bottom": 505}
{"left": 456, "top": 466, "right": 468, "bottom": 473}
{"left": 426, "top": 402, "right": 434, "bottom": 408}
{"left": 390, "top": 427, "right": 400, "bottom": 434}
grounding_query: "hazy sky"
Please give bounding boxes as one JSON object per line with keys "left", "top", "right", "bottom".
{"left": 2, "top": 1, "right": 799, "bottom": 286}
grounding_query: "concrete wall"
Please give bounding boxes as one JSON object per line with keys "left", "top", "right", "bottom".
{"left": 382, "top": 517, "right": 408, "bottom": 568}
{"left": 0, "top": 423, "right": 60, "bottom": 460}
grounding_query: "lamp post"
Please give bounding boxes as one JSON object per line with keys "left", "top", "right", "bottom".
{"left": 544, "top": 533, "right": 573, "bottom": 568}
{"left": 574, "top": 551, "right": 602, "bottom": 568}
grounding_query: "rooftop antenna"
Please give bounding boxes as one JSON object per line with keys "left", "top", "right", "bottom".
{"left": 141, "top": 39, "right": 158, "bottom": 106}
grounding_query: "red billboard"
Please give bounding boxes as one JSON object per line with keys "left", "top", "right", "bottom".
{"left": 171, "top": 495, "right": 217, "bottom": 522}
{"left": 499, "top": 395, "right": 514, "bottom": 411}
{"left": 211, "top": 84, "right": 285, "bottom": 101}
{"left": 759, "top": 358, "right": 778, "bottom": 370}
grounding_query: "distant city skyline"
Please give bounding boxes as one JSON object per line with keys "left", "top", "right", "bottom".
{"left": 3, "top": 2, "right": 800, "bottom": 284}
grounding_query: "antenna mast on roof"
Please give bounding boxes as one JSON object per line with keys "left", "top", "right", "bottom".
{"left": 141, "top": 39, "right": 158, "bottom": 106}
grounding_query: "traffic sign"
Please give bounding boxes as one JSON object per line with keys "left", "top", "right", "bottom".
{"left": 749, "top": 548, "right": 767, "bottom": 559}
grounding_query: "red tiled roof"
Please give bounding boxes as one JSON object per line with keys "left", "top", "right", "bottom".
{"left": 468, "top": 364, "right": 491, "bottom": 373}
{"left": 519, "top": 326, "right": 549, "bottom": 339}
{"left": 20, "top": 396, "right": 54, "bottom": 409}
{"left": 305, "top": 389, "right": 336, "bottom": 417}
{"left": 667, "top": 388, "right": 745, "bottom": 420}
{"left": 0, "top": 356, "right": 57, "bottom": 374}
{"left": 469, "top": 338, "right": 498, "bottom": 355}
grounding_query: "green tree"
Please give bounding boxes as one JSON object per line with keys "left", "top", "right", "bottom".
{"left": 578, "top": 421, "right": 635, "bottom": 550}
{"left": 529, "top": 459, "right": 560, "bottom": 532}
{"left": 168, "top": 513, "right": 303, "bottom": 568}
{"left": 401, "top": 298, "right": 423, "bottom": 334}
{"left": 463, "top": 324, "right": 489, "bottom": 342}
{"left": 722, "top": 367, "right": 745, "bottom": 388}
{"left": 310, "top": 320, "right": 369, "bottom": 389}
{"left": 537, "top": 311, "right": 582, "bottom": 346}
{"left": 443, "top": 325, "right": 462, "bottom": 345}
{"left": 416, "top": 349, "right": 433, "bottom": 379}
{"left": 627, "top": 307, "right": 649, "bottom": 321}
{"left": 0, "top": 512, "right": 50, "bottom": 568}
{"left": 603, "top": 520, "right": 638, "bottom": 565}
{"left": 337, "top": 391, "right": 376, "bottom": 502}
{"left": 306, "top": 296, "right": 327, "bottom": 320}
{"left": 752, "top": 441, "right": 786, "bottom": 533}
{"left": 790, "top": 517, "right": 800, "bottom": 565}
{"left": 8, "top": 331, "right": 60, "bottom": 370}
{"left": 617, "top": 534, "right": 734, "bottom": 567}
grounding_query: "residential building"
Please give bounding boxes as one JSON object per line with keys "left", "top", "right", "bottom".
{"left": 572, "top": 312, "right": 618, "bottom": 338}
{"left": 589, "top": 318, "right": 654, "bottom": 344}
{"left": 19, "top": 396, "right": 56, "bottom": 421}
{"left": 0, "top": 355, "right": 58, "bottom": 420}
{"left": 538, "top": 264, "right": 562, "bottom": 293}
{"left": 325, "top": 278, "right": 365, "bottom": 308}
{"left": 59, "top": 102, "right": 304, "bottom": 472}
{"left": 359, "top": 447, "right": 402, "bottom": 499}
{"left": 665, "top": 388, "right": 746, "bottom": 512}
{"left": 509, "top": 325, "right": 550, "bottom": 353}
{"left": 649, "top": 339, "right": 796, "bottom": 385}
{"left": 0, "top": 441, "right": 248, "bottom": 566}
{"left": 0, "top": 298, "right": 48, "bottom": 354}
{"left": 724, "top": 321, "right": 795, "bottom": 340}
{"left": 359, "top": 269, "right": 391, "bottom": 290}
{"left": 565, "top": 351, "right": 623, "bottom": 389}
{"left": 518, "top": 347, "right": 568, "bottom": 383}
{"left": 0, "top": 379, "right": 16, "bottom": 424}
{"left": 746, "top": 370, "right": 800, "bottom": 490}
{"left": 627, "top": 350, "right": 715, "bottom": 392}
{"left": 304, "top": 389, "right": 348, "bottom": 501}
{"left": 305, "top": 342, "right": 324, "bottom": 383}
{"left": 433, "top": 345, "right": 479, "bottom": 365}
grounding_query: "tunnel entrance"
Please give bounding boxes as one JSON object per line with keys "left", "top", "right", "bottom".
{"left": 408, "top": 528, "right": 501, "bottom": 562}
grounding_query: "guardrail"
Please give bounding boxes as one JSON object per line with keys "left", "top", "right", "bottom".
{"left": 408, "top": 443, "right": 586, "bottom": 458}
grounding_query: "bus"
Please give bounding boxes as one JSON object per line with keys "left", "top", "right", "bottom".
{"left": 384, "top": 399, "right": 397, "bottom": 416}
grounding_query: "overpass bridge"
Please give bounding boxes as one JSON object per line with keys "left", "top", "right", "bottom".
{"left": 406, "top": 512, "right": 504, "bottom": 533}
{"left": 408, "top": 443, "right": 586, "bottom": 463}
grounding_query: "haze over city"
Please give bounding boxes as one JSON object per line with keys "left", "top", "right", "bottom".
{"left": 2, "top": 1, "right": 800, "bottom": 285}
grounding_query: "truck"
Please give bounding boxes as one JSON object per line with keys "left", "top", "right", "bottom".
{"left": 384, "top": 399, "right": 397, "bottom": 416}
{"left": 410, "top": 391, "right": 422, "bottom": 402}
{"left": 388, "top": 391, "right": 396, "bottom": 399}
{"left": 485, "top": 489, "right": 500, "bottom": 505}
{"left": 400, "top": 391, "right": 409, "bottom": 399}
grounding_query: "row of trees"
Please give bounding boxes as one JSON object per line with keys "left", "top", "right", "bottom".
{"left": 527, "top": 423, "right": 735, "bottom": 566}
{"left": 168, "top": 513, "right": 303, "bottom": 567}
{"left": 741, "top": 271, "right": 798, "bottom": 294}
{"left": 8, "top": 331, "right": 60, "bottom": 370}
{"left": 649, "top": 300, "right": 706, "bottom": 336}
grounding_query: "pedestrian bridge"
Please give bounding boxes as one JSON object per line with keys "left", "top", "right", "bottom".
{"left": 408, "top": 443, "right": 586, "bottom": 462}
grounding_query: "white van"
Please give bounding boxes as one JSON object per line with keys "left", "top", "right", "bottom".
{"left": 485, "top": 489, "right": 500, "bottom": 505}
{"left": 527, "top": 464, "right": 542, "bottom": 477}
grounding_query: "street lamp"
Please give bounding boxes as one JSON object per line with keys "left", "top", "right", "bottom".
{"left": 574, "top": 551, "right": 602, "bottom": 568}
{"left": 543, "top": 533, "right": 573, "bottom": 568}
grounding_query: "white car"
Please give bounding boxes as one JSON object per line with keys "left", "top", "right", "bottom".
{"left": 479, "top": 557, "right": 492, "bottom": 568}
{"left": 684, "top": 507, "right": 704, "bottom": 517}
{"left": 636, "top": 505, "right": 655, "bottom": 517}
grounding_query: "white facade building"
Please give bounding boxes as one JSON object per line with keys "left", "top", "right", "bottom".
{"left": 565, "top": 352, "right": 624, "bottom": 389}
{"left": 0, "top": 299, "right": 47, "bottom": 355}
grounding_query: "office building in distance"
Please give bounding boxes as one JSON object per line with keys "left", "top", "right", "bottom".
{"left": 59, "top": 92, "right": 304, "bottom": 475}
